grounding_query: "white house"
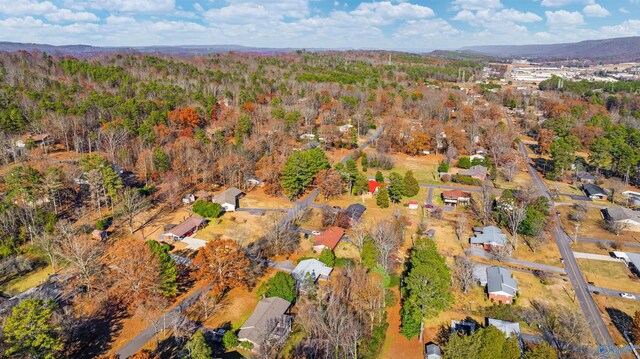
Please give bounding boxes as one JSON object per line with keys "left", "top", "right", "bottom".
{"left": 212, "top": 187, "right": 243, "bottom": 212}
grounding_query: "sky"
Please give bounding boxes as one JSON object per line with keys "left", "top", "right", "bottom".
{"left": 0, "top": 0, "right": 639, "bottom": 50}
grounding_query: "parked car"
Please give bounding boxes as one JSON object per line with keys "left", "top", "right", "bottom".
{"left": 311, "top": 230, "right": 322, "bottom": 235}
{"left": 620, "top": 293, "right": 636, "bottom": 300}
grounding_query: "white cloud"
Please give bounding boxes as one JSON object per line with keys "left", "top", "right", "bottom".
{"left": 84, "top": 0, "right": 175, "bottom": 13}
{"left": 395, "top": 18, "right": 459, "bottom": 39}
{"left": 583, "top": 3, "right": 610, "bottom": 17}
{"left": 454, "top": 8, "right": 541, "bottom": 25}
{"left": 540, "top": 0, "right": 590, "bottom": 7}
{"left": 45, "top": 9, "right": 99, "bottom": 22}
{"left": 351, "top": 1, "right": 434, "bottom": 21}
{"left": 451, "top": 0, "right": 502, "bottom": 11}
{"left": 545, "top": 10, "right": 584, "bottom": 28}
{"left": 600, "top": 19, "right": 640, "bottom": 37}
{"left": 619, "top": 7, "right": 630, "bottom": 14}
{"left": 0, "top": 0, "right": 56, "bottom": 16}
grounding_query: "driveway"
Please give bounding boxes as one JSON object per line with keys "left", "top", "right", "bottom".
{"left": 588, "top": 285, "right": 640, "bottom": 301}
{"left": 573, "top": 252, "right": 622, "bottom": 262}
{"left": 465, "top": 247, "right": 566, "bottom": 274}
{"left": 576, "top": 237, "right": 640, "bottom": 249}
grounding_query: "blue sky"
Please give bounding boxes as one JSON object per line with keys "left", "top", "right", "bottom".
{"left": 0, "top": 0, "right": 639, "bottom": 50}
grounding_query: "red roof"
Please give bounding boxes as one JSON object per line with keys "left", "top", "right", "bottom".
{"left": 442, "top": 189, "right": 471, "bottom": 199}
{"left": 368, "top": 180, "right": 382, "bottom": 193}
{"left": 314, "top": 226, "right": 344, "bottom": 250}
{"left": 408, "top": 200, "right": 419, "bottom": 205}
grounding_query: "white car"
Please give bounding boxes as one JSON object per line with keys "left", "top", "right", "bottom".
{"left": 620, "top": 293, "right": 636, "bottom": 300}
{"left": 311, "top": 231, "right": 322, "bottom": 235}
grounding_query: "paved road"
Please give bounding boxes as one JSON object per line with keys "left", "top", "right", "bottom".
{"left": 426, "top": 187, "right": 434, "bottom": 205}
{"left": 588, "top": 285, "right": 640, "bottom": 301}
{"left": 466, "top": 247, "right": 566, "bottom": 274}
{"left": 116, "top": 286, "right": 207, "bottom": 358}
{"left": 573, "top": 251, "right": 622, "bottom": 262}
{"left": 576, "top": 237, "right": 640, "bottom": 249}
{"left": 505, "top": 109, "right": 616, "bottom": 348}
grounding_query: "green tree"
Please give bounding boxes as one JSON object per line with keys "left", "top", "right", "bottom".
{"left": 235, "top": 114, "right": 252, "bottom": 144}
{"left": 437, "top": 161, "right": 450, "bottom": 173}
{"left": 281, "top": 148, "right": 330, "bottom": 199}
{"left": 265, "top": 272, "right": 297, "bottom": 302}
{"left": 588, "top": 137, "right": 611, "bottom": 175}
{"left": 192, "top": 200, "right": 223, "bottom": 218}
{"left": 403, "top": 170, "right": 419, "bottom": 197}
{"left": 4, "top": 166, "right": 43, "bottom": 204}
{"left": 444, "top": 325, "right": 520, "bottom": 359}
{"left": 525, "top": 342, "right": 557, "bottom": 359}
{"left": 387, "top": 172, "right": 405, "bottom": 203}
{"left": 457, "top": 156, "right": 471, "bottom": 169}
{"left": 400, "top": 237, "right": 453, "bottom": 339}
{"left": 550, "top": 137, "right": 577, "bottom": 175}
{"left": 361, "top": 238, "right": 379, "bottom": 269}
{"left": 185, "top": 330, "right": 213, "bottom": 358}
{"left": 147, "top": 240, "right": 178, "bottom": 297}
{"left": 318, "top": 248, "right": 336, "bottom": 267}
{"left": 352, "top": 173, "right": 369, "bottom": 195}
{"left": 376, "top": 187, "right": 390, "bottom": 208}
{"left": 153, "top": 147, "right": 170, "bottom": 173}
{"left": 3, "top": 299, "right": 63, "bottom": 359}
{"left": 375, "top": 171, "right": 384, "bottom": 183}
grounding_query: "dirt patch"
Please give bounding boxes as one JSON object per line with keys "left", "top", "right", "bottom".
{"left": 380, "top": 287, "right": 424, "bottom": 359}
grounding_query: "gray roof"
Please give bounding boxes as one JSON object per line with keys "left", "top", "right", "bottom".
{"left": 486, "top": 266, "right": 518, "bottom": 296}
{"left": 470, "top": 226, "right": 507, "bottom": 246}
{"left": 576, "top": 171, "right": 598, "bottom": 181}
{"left": 238, "top": 297, "right": 291, "bottom": 345}
{"left": 165, "top": 216, "right": 206, "bottom": 238}
{"left": 292, "top": 259, "right": 333, "bottom": 282}
{"left": 626, "top": 252, "right": 640, "bottom": 269}
{"left": 213, "top": 187, "right": 243, "bottom": 205}
{"left": 603, "top": 206, "right": 640, "bottom": 224}
{"left": 425, "top": 343, "right": 442, "bottom": 357}
{"left": 583, "top": 183, "right": 607, "bottom": 197}
{"left": 345, "top": 203, "right": 366, "bottom": 220}
{"left": 487, "top": 318, "right": 521, "bottom": 338}
{"left": 459, "top": 165, "right": 487, "bottom": 177}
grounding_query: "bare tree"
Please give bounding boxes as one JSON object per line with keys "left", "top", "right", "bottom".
{"left": 56, "top": 224, "right": 105, "bottom": 293}
{"left": 605, "top": 218, "right": 629, "bottom": 236}
{"left": 503, "top": 200, "right": 527, "bottom": 250}
{"left": 351, "top": 222, "right": 369, "bottom": 258}
{"left": 474, "top": 180, "right": 494, "bottom": 225}
{"left": 194, "top": 287, "right": 226, "bottom": 321}
{"left": 523, "top": 229, "right": 548, "bottom": 253}
{"left": 122, "top": 188, "right": 148, "bottom": 234}
{"left": 452, "top": 255, "right": 475, "bottom": 293}
{"left": 455, "top": 213, "right": 467, "bottom": 241}
{"left": 33, "top": 232, "right": 60, "bottom": 274}
{"left": 258, "top": 217, "right": 300, "bottom": 257}
{"left": 488, "top": 244, "right": 511, "bottom": 262}
{"left": 500, "top": 154, "right": 522, "bottom": 182}
{"left": 370, "top": 220, "right": 401, "bottom": 270}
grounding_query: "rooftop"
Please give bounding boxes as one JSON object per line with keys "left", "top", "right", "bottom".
{"left": 292, "top": 259, "right": 333, "bottom": 282}
{"left": 583, "top": 183, "right": 607, "bottom": 197}
{"left": 165, "top": 216, "right": 206, "bottom": 238}
{"left": 442, "top": 189, "right": 471, "bottom": 198}
{"left": 487, "top": 318, "right": 521, "bottom": 338}
{"left": 602, "top": 206, "right": 640, "bottom": 223}
{"left": 470, "top": 226, "right": 507, "bottom": 247}
{"left": 345, "top": 203, "right": 366, "bottom": 221}
{"left": 314, "top": 226, "right": 344, "bottom": 250}
{"left": 486, "top": 266, "right": 518, "bottom": 296}
{"left": 213, "top": 187, "right": 243, "bottom": 205}
{"left": 238, "top": 297, "right": 291, "bottom": 345}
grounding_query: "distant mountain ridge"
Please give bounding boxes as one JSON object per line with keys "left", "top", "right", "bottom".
{"left": 0, "top": 42, "right": 317, "bottom": 56}
{"left": 460, "top": 36, "right": 640, "bottom": 62}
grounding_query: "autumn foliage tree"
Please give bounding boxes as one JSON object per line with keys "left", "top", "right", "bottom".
{"left": 192, "top": 240, "right": 251, "bottom": 294}
{"left": 168, "top": 107, "right": 201, "bottom": 132}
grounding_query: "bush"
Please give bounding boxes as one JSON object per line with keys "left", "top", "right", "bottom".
{"left": 440, "top": 173, "right": 451, "bottom": 182}
{"left": 457, "top": 156, "right": 471, "bottom": 169}
{"left": 192, "top": 200, "right": 223, "bottom": 218}
{"left": 266, "top": 272, "right": 297, "bottom": 302}
{"left": 335, "top": 257, "right": 355, "bottom": 268}
{"left": 222, "top": 331, "right": 239, "bottom": 349}
{"left": 368, "top": 154, "right": 394, "bottom": 170}
{"left": 239, "top": 341, "right": 254, "bottom": 350}
{"left": 384, "top": 290, "right": 398, "bottom": 307}
{"left": 318, "top": 248, "right": 336, "bottom": 267}
{"left": 95, "top": 217, "right": 112, "bottom": 230}
{"left": 437, "top": 161, "right": 449, "bottom": 173}
{"left": 452, "top": 174, "right": 481, "bottom": 186}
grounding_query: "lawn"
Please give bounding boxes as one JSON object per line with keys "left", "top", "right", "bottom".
{"left": 560, "top": 207, "right": 640, "bottom": 243}
{"left": 195, "top": 211, "right": 275, "bottom": 246}
{"left": 0, "top": 265, "right": 53, "bottom": 296}
{"left": 511, "top": 237, "right": 563, "bottom": 267}
{"left": 578, "top": 259, "right": 639, "bottom": 292}
{"left": 362, "top": 148, "right": 443, "bottom": 184}
{"left": 512, "top": 271, "right": 577, "bottom": 310}
{"left": 239, "top": 187, "right": 293, "bottom": 209}
{"left": 593, "top": 294, "right": 640, "bottom": 346}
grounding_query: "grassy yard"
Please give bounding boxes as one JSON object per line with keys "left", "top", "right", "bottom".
{"left": 512, "top": 272, "right": 577, "bottom": 310}
{"left": 195, "top": 211, "right": 275, "bottom": 246}
{"left": 593, "top": 294, "right": 640, "bottom": 347}
{"left": 362, "top": 148, "right": 443, "bottom": 184}
{"left": 560, "top": 207, "right": 640, "bottom": 243}
{"left": 578, "top": 259, "right": 639, "bottom": 292}
{"left": 0, "top": 265, "right": 53, "bottom": 296}
{"left": 239, "top": 187, "right": 293, "bottom": 209}
{"left": 511, "top": 238, "right": 563, "bottom": 267}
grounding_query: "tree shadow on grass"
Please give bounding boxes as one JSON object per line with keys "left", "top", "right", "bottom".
{"left": 605, "top": 307, "right": 633, "bottom": 338}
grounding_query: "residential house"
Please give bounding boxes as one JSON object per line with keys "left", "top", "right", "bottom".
{"left": 469, "top": 226, "right": 507, "bottom": 250}
{"left": 182, "top": 193, "right": 195, "bottom": 204}
{"left": 576, "top": 171, "right": 598, "bottom": 184}
{"left": 487, "top": 318, "right": 521, "bottom": 338}
{"left": 15, "top": 133, "right": 52, "bottom": 148}
{"left": 368, "top": 180, "right": 383, "bottom": 195}
{"left": 458, "top": 165, "right": 488, "bottom": 181}
{"left": 313, "top": 226, "right": 344, "bottom": 252}
{"left": 292, "top": 259, "right": 333, "bottom": 283}
{"left": 602, "top": 206, "right": 640, "bottom": 231}
{"left": 238, "top": 297, "right": 292, "bottom": 349}
{"left": 408, "top": 200, "right": 419, "bottom": 210}
{"left": 161, "top": 216, "right": 207, "bottom": 241}
{"left": 338, "top": 124, "right": 353, "bottom": 133}
{"left": 470, "top": 147, "right": 485, "bottom": 162}
{"left": 345, "top": 203, "right": 366, "bottom": 224}
{"left": 583, "top": 183, "right": 608, "bottom": 200}
{"left": 212, "top": 187, "right": 243, "bottom": 212}
{"left": 442, "top": 189, "right": 471, "bottom": 206}
{"left": 486, "top": 266, "right": 518, "bottom": 304}
{"left": 424, "top": 343, "right": 442, "bottom": 359}
{"left": 613, "top": 251, "right": 640, "bottom": 277}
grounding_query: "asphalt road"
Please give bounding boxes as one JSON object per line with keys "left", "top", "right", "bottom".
{"left": 115, "top": 286, "right": 207, "bottom": 358}
{"left": 588, "top": 285, "right": 640, "bottom": 301}
{"left": 505, "top": 109, "right": 617, "bottom": 348}
{"left": 576, "top": 236, "right": 640, "bottom": 249}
